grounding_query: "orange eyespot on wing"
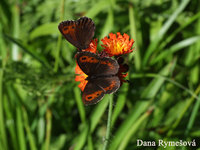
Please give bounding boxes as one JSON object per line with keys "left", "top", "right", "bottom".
{"left": 93, "top": 76, "right": 120, "bottom": 94}
{"left": 62, "top": 24, "right": 76, "bottom": 34}
{"left": 94, "top": 57, "right": 119, "bottom": 76}
{"left": 82, "top": 76, "right": 120, "bottom": 105}
{"left": 103, "top": 81, "right": 117, "bottom": 91}
{"left": 100, "top": 60, "right": 115, "bottom": 70}
{"left": 84, "top": 90, "right": 104, "bottom": 101}
{"left": 82, "top": 82, "right": 105, "bottom": 105}
{"left": 58, "top": 16, "right": 95, "bottom": 50}
{"left": 75, "top": 52, "right": 121, "bottom": 105}
{"left": 79, "top": 56, "right": 99, "bottom": 63}
{"left": 76, "top": 51, "right": 119, "bottom": 76}
{"left": 76, "top": 52, "right": 100, "bottom": 76}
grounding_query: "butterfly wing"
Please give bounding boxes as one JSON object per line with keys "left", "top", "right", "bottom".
{"left": 58, "top": 17, "right": 95, "bottom": 50}
{"left": 92, "top": 76, "right": 120, "bottom": 94}
{"left": 82, "top": 81, "right": 105, "bottom": 105}
{"left": 75, "top": 17, "right": 95, "bottom": 49}
{"left": 76, "top": 52, "right": 120, "bottom": 105}
{"left": 76, "top": 52, "right": 119, "bottom": 76}
{"left": 82, "top": 76, "right": 120, "bottom": 105}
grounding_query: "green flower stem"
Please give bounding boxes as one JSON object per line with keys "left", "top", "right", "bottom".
{"left": 103, "top": 98, "right": 113, "bottom": 150}
{"left": 45, "top": 109, "right": 52, "bottom": 150}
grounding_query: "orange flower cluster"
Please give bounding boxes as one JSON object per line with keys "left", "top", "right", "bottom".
{"left": 101, "top": 32, "right": 134, "bottom": 57}
{"left": 75, "top": 32, "right": 134, "bottom": 90}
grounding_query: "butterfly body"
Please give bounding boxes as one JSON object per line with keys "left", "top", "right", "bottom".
{"left": 86, "top": 74, "right": 117, "bottom": 80}
{"left": 58, "top": 17, "right": 95, "bottom": 50}
{"left": 76, "top": 52, "right": 120, "bottom": 105}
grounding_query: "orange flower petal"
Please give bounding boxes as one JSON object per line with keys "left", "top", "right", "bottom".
{"left": 75, "top": 63, "right": 88, "bottom": 91}
{"left": 78, "top": 80, "right": 88, "bottom": 91}
{"left": 101, "top": 32, "right": 134, "bottom": 56}
{"left": 83, "top": 39, "right": 98, "bottom": 53}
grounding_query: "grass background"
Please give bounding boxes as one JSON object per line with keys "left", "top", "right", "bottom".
{"left": 0, "top": 0, "right": 200, "bottom": 149}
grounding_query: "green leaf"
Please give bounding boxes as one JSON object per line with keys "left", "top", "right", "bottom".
{"left": 30, "top": 23, "right": 59, "bottom": 40}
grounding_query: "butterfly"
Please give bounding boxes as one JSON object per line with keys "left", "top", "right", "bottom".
{"left": 76, "top": 51, "right": 121, "bottom": 105}
{"left": 58, "top": 16, "right": 95, "bottom": 51}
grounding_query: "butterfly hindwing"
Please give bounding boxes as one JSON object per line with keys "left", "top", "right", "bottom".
{"left": 58, "top": 17, "right": 95, "bottom": 50}
{"left": 82, "top": 81, "right": 105, "bottom": 105}
{"left": 92, "top": 76, "right": 120, "bottom": 94}
{"left": 82, "top": 76, "right": 120, "bottom": 105}
{"left": 95, "top": 56, "right": 119, "bottom": 76}
{"left": 76, "top": 52, "right": 119, "bottom": 76}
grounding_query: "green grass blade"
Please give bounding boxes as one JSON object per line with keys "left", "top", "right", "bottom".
{"left": 4, "top": 34, "right": 51, "bottom": 69}
{"left": 22, "top": 107, "right": 37, "bottom": 150}
{"left": 141, "top": 63, "right": 172, "bottom": 99}
{"left": 74, "top": 126, "right": 89, "bottom": 150}
{"left": 143, "top": 0, "right": 190, "bottom": 67}
{"left": 87, "top": 135, "right": 94, "bottom": 150}
{"left": 103, "top": 98, "right": 113, "bottom": 150}
{"left": 151, "top": 36, "right": 200, "bottom": 65}
{"left": 159, "top": 11, "right": 200, "bottom": 50}
{"left": 11, "top": 4, "right": 20, "bottom": 60}
{"left": 118, "top": 108, "right": 153, "bottom": 150}
{"left": 109, "top": 101, "right": 150, "bottom": 150}
{"left": 54, "top": 0, "right": 65, "bottom": 72}
{"left": 74, "top": 86, "right": 95, "bottom": 150}
{"left": 185, "top": 94, "right": 200, "bottom": 135}
{"left": 109, "top": 62, "right": 172, "bottom": 150}
{"left": 0, "top": 74, "right": 8, "bottom": 150}
{"left": 74, "top": 87, "right": 86, "bottom": 123}
{"left": 37, "top": 117, "right": 45, "bottom": 145}
{"left": 132, "top": 72, "right": 199, "bottom": 101}
{"left": 129, "top": 4, "right": 141, "bottom": 71}
{"left": 90, "top": 95, "right": 109, "bottom": 132}
{"left": 50, "top": 134, "right": 67, "bottom": 150}
{"left": 16, "top": 106, "right": 26, "bottom": 150}
{"left": 85, "top": 0, "right": 110, "bottom": 18}
{"left": 45, "top": 109, "right": 52, "bottom": 150}
{"left": 167, "top": 84, "right": 200, "bottom": 137}
{"left": 0, "top": 23, "right": 8, "bottom": 150}
{"left": 100, "top": 9, "right": 113, "bottom": 39}
{"left": 73, "top": 95, "right": 109, "bottom": 150}
{"left": 111, "top": 83, "right": 128, "bottom": 127}
{"left": 3, "top": 94, "right": 18, "bottom": 150}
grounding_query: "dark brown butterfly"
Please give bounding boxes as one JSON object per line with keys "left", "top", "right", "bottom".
{"left": 58, "top": 16, "right": 95, "bottom": 51}
{"left": 76, "top": 51, "right": 121, "bottom": 105}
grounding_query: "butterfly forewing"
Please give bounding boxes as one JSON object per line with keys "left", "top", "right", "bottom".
{"left": 58, "top": 17, "right": 95, "bottom": 50}
{"left": 75, "top": 17, "right": 95, "bottom": 49}
{"left": 76, "top": 52, "right": 119, "bottom": 76}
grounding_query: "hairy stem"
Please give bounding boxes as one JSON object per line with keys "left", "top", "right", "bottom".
{"left": 103, "top": 98, "right": 113, "bottom": 150}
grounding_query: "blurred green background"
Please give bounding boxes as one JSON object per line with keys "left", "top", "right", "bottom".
{"left": 0, "top": 0, "right": 200, "bottom": 149}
